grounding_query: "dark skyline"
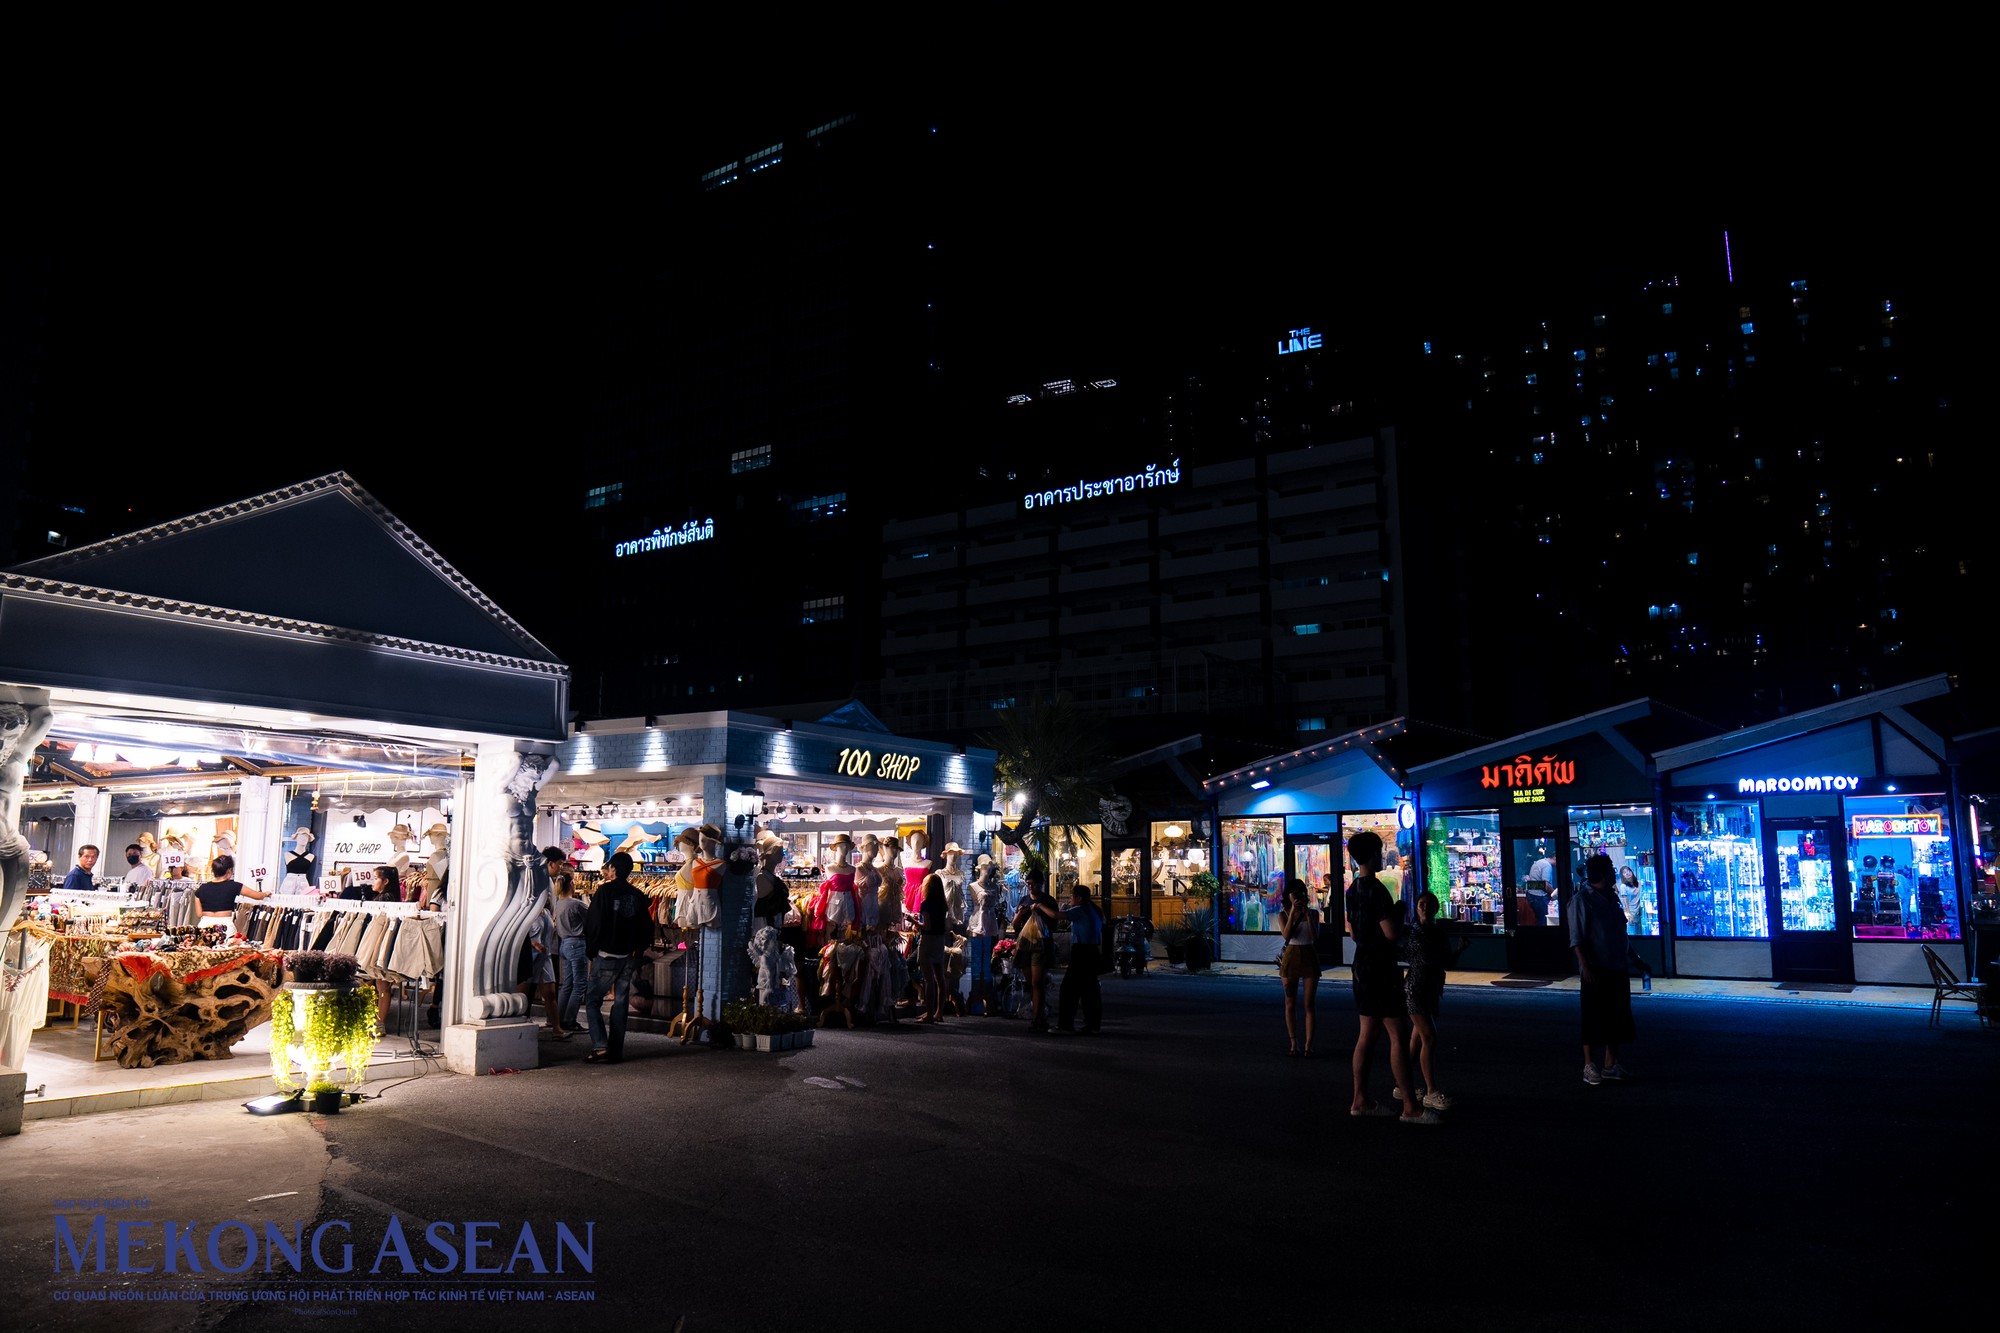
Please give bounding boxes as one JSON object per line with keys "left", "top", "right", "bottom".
{"left": 11, "top": 85, "right": 1982, "bottom": 710}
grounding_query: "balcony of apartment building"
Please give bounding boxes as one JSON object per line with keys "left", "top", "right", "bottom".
{"left": 1161, "top": 590, "right": 1262, "bottom": 624}
{"left": 1274, "top": 623, "right": 1385, "bottom": 658}
{"left": 1160, "top": 543, "right": 1261, "bottom": 581}
{"left": 1269, "top": 576, "right": 1387, "bottom": 614}
{"left": 1157, "top": 500, "right": 1259, "bottom": 537}
{"left": 965, "top": 615, "right": 1052, "bottom": 646}
{"left": 1056, "top": 517, "right": 1150, "bottom": 553}
{"left": 965, "top": 575, "right": 1052, "bottom": 607}
{"left": 882, "top": 624, "right": 961, "bottom": 656}
{"left": 966, "top": 532, "right": 1051, "bottom": 568}
{"left": 1055, "top": 603, "right": 1151, "bottom": 636}
{"left": 882, "top": 512, "right": 961, "bottom": 544}
{"left": 1058, "top": 559, "right": 1152, "bottom": 595}
{"left": 881, "top": 587, "right": 959, "bottom": 618}
{"left": 882, "top": 547, "right": 961, "bottom": 580}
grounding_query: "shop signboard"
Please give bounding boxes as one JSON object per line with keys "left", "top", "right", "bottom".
{"left": 1277, "top": 326, "right": 1323, "bottom": 355}
{"left": 834, "top": 747, "right": 924, "bottom": 782}
{"left": 1479, "top": 753, "right": 1578, "bottom": 805}
{"left": 1851, "top": 812, "right": 1942, "bottom": 838}
{"left": 1737, "top": 774, "right": 1860, "bottom": 794}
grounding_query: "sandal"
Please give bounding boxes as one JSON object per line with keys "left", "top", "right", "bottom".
{"left": 1286, "top": 1047, "right": 1301, "bottom": 1057}
{"left": 584, "top": 1050, "right": 612, "bottom": 1063}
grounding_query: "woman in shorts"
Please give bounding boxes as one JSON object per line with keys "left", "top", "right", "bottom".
{"left": 1278, "top": 883, "right": 1321, "bottom": 1056}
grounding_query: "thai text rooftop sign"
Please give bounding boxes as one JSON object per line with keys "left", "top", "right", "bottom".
{"left": 1480, "top": 754, "right": 1576, "bottom": 805}
{"left": 615, "top": 519, "right": 714, "bottom": 557}
{"left": 1022, "top": 460, "right": 1179, "bottom": 510}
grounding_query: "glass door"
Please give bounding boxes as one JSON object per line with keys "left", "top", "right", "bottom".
{"left": 1766, "top": 818, "right": 1854, "bottom": 982}
{"left": 1507, "top": 826, "right": 1571, "bottom": 974}
{"left": 1288, "top": 833, "right": 1342, "bottom": 961}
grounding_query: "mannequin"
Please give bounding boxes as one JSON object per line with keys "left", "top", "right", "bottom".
{"left": 903, "top": 830, "right": 932, "bottom": 916}
{"left": 283, "top": 828, "right": 316, "bottom": 893}
{"left": 572, "top": 822, "right": 610, "bottom": 872}
{"left": 424, "top": 823, "right": 450, "bottom": 896}
{"left": 940, "top": 841, "right": 967, "bottom": 926}
{"left": 674, "top": 825, "right": 725, "bottom": 928}
{"left": 752, "top": 830, "right": 788, "bottom": 928}
{"left": 967, "top": 855, "right": 1003, "bottom": 1016}
{"left": 385, "top": 824, "right": 415, "bottom": 884}
{"left": 808, "top": 833, "right": 859, "bottom": 940}
{"left": 137, "top": 830, "right": 162, "bottom": 881}
{"left": 853, "top": 834, "right": 882, "bottom": 930}
{"left": 878, "top": 836, "right": 905, "bottom": 931}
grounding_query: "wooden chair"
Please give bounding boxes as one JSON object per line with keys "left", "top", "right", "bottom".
{"left": 1921, "top": 945, "right": 1986, "bottom": 1028}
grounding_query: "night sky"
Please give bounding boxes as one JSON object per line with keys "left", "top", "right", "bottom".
{"left": 19, "top": 64, "right": 1978, "bottom": 649}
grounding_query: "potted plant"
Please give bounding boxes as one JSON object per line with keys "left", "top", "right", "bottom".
{"left": 1156, "top": 925, "right": 1189, "bottom": 964}
{"left": 272, "top": 951, "right": 378, "bottom": 1111}
{"left": 1180, "top": 882, "right": 1218, "bottom": 972}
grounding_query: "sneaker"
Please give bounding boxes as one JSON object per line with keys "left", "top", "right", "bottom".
{"left": 1422, "top": 1091, "right": 1453, "bottom": 1111}
{"left": 1399, "top": 1109, "right": 1443, "bottom": 1126}
{"left": 1601, "top": 1063, "right": 1633, "bottom": 1081}
{"left": 1582, "top": 1062, "right": 1602, "bottom": 1086}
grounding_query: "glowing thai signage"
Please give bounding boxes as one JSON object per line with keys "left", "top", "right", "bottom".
{"left": 1480, "top": 754, "right": 1576, "bottom": 805}
{"left": 1851, "top": 813, "right": 1942, "bottom": 838}
{"left": 836, "top": 748, "right": 924, "bottom": 782}
{"left": 1022, "top": 459, "right": 1180, "bottom": 510}
{"left": 615, "top": 519, "right": 715, "bottom": 557}
{"left": 1277, "top": 327, "right": 1323, "bottom": 355}
{"left": 1737, "top": 775, "right": 1859, "bottom": 794}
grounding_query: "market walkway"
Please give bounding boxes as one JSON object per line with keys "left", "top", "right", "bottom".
{"left": 4, "top": 974, "right": 1992, "bottom": 1333}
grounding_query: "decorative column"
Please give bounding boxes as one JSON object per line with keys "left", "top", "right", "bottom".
{"left": 71, "top": 787, "right": 112, "bottom": 871}
{"left": 441, "top": 741, "right": 557, "bottom": 1076}
{"left": 2, "top": 690, "right": 57, "bottom": 1136}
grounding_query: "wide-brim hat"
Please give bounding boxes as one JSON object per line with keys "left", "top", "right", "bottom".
{"left": 942, "top": 842, "right": 965, "bottom": 854}
{"left": 425, "top": 823, "right": 450, "bottom": 839}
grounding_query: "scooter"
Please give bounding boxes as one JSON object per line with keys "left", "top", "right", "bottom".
{"left": 1113, "top": 915, "right": 1153, "bottom": 979}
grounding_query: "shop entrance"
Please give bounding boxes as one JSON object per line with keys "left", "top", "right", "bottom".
{"left": 1508, "top": 825, "right": 1572, "bottom": 974}
{"left": 1288, "top": 833, "right": 1343, "bottom": 964}
{"left": 1766, "top": 818, "right": 1854, "bottom": 983}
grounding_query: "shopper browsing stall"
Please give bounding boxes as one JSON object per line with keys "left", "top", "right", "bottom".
{"left": 193, "top": 855, "right": 266, "bottom": 921}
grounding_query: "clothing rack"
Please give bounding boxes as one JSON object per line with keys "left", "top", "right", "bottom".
{"left": 264, "top": 893, "right": 439, "bottom": 918}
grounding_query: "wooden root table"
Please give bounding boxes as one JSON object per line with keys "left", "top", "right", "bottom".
{"left": 91, "top": 947, "right": 285, "bottom": 1068}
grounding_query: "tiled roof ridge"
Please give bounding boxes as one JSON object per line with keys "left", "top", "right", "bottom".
{"left": 1, "top": 570, "right": 569, "bottom": 678}
{"left": 15, "top": 472, "right": 558, "bottom": 663}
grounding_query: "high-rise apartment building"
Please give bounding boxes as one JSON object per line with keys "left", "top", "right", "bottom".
{"left": 1401, "top": 241, "right": 1971, "bottom": 735}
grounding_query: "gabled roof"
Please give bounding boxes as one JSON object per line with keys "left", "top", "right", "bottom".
{"left": 1653, "top": 675, "right": 1954, "bottom": 771}
{"left": 10, "top": 472, "right": 559, "bottom": 664}
{"left": 1407, "top": 698, "right": 1712, "bottom": 782}
{"left": 1203, "top": 718, "right": 1490, "bottom": 795}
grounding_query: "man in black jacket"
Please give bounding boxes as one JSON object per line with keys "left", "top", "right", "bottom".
{"left": 582, "top": 851, "right": 653, "bottom": 1063}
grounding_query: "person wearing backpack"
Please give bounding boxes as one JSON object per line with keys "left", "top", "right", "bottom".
{"left": 582, "top": 851, "right": 653, "bottom": 1064}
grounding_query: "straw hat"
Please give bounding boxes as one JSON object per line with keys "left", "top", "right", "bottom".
{"left": 942, "top": 842, "right": 965, "bottom": 854}
{"left": 425, "top": 822, "right": 450, "bottom": 840}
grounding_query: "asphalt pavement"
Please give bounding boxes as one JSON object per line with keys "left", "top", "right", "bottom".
{"left": 4, "top": 972, "right": 1995, "bottom": 1333}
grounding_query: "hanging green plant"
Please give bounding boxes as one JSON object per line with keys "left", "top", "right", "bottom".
{"left": 271, "top": 956, "right": 379, "bottom": 1094}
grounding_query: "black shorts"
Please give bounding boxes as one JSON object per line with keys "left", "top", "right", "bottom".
{"left": 1351, "top": 956, "right": 1405, "bottom": 1018}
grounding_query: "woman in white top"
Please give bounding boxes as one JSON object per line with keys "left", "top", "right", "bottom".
{"left": 1277, "top": 883, "right": 1321, "bottom": 1057}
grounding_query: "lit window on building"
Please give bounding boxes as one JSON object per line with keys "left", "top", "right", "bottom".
{"left": 1292, "top": 623, "right": 1323, "bottom": 636}
{"left": 701, "top": 160, "right": 740, "bottom": 189}
{"left": 807, "top": 113, "right": 857, "bottom": 138}
{"left": 731, "top": 445, "right": 772, "bottom": 473}
{"left": 584, "top": 482, "right": 624, "bottom": 510}
{"left": 791, "top": 492, "right": 847, "bottom": 519}
{"left": 1296, "top": 717, "right": 1328, "bottom": 732}
{"left": 801, "top": 596, "right": 845, "bottom": 625}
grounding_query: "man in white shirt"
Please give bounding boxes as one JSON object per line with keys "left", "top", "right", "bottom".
{"left": 1524, "top": 853, "right": 1556, "bottom": 926}
{"left": 121, "top": 843, "right": 153, "bottom": 888}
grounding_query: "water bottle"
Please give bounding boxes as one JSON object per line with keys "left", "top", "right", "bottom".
{"left": 1642, "top": 972, "right": 1652, "bottom": 994}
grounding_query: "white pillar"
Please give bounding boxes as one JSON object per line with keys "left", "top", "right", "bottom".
{"left": 442, "top": 740, "right": 556, "bottom": 1077}
{"left": 72, "top": 788, "right": 112, "bottom": 871}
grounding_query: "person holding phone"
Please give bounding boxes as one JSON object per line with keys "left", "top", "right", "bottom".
{"left": 1278, "top": 883, "right": 1320, "bottom": 1056}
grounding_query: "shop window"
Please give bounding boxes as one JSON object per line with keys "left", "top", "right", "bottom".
{"left": 1219, "top": 817, "right": 1285, "bottom": 933}
{"left": 1341, "top": 812, "right": 1407, "bottom": 909}
{"left": 1671, "top": 801, "right": 1768, "bottom": 938}
{"left": 1150, "top": 820, "right": 1208, "bottom": 928}
{"left": 1846, "top": 795, "right": 1958, "bottom": 940}
{"left": 1569, "top": 805, "right": 1660, "bottom": 936}
{"left": 1425, "top": 810, "right": 1502, "bottom": 925}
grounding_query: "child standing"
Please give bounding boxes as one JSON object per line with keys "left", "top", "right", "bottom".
{"left": 1400, "top": 892, "right": 1466, "bottom": 1110}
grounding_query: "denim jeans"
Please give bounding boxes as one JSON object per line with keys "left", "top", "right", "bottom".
{"left": 556, "top": 936, "right": 590, "bottom": 1029}
{"left": 585, "top": 955, "right": 640, "bottom": 1057}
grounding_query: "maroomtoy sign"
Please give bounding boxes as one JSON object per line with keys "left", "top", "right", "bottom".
{"left": 615, "top": 519, "right": 715, "bottom": 557}
{"left": 1736, "top": 774, "right": 1860, "bottom": 794}
{"left": 1022, "top": 460, "right": 1179, "bottom": 510}
{"left": 1480, "top": 754, "right": 1577, "bottom": 805}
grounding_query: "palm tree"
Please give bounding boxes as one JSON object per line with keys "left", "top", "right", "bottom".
{"left": 979, "top": 695, "right": 1110, "bottom": 860}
